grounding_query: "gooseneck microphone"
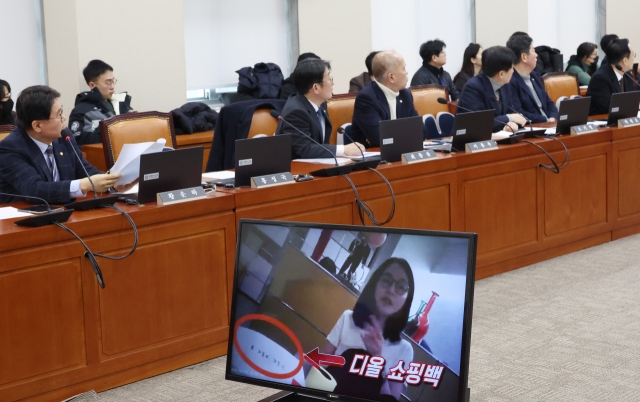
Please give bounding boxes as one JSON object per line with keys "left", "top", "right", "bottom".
{"left": 437, "top": 97, "right": 518, "bottom": 134}
{"left": 270, "top": 110, "right": 354, "bottom": 177}
{"left": 492, "top": 97, "right": 533, "bottom": 130}
{"left": 63, "top": 135, "right": 119, "bottom": 210}
{"left": 0, "top": 192, "right": 73, "bottom": 227}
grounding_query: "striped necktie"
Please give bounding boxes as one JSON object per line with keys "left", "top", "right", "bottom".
{"left": 45, "top": 145, "right": 59, "bottom": 182}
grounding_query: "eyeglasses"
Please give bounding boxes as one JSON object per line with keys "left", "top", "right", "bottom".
{"left": 379, "top": 273, "right": 410, "bottom": 295}
{"left": 103, "top": 78, "right": 118, "bottom": 87}
{"left": 45, "top": 108, "right": 64, "bottom": 123}
{"left": 323, "top": 75, "right": 334, "bottom": 83}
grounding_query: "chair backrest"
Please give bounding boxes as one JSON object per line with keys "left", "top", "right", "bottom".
{"left": 542, "top": 72, "right": 580, "bottom": 104}
{"left": 99, "top": 111, "right": 177, "bottom": 170}
{"left": 0, "top": 124, "right": 15, "bottom": 142}
{"left": 327, "top": 93, "right": 357, "bottom": 144}
{"left": 410, "top": 84, "right": 450, "bottom": 117}
{"left": 247, "top": 109, "right": 278, "bottom": 138}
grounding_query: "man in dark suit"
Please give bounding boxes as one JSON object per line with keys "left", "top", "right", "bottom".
{"left": 275, "top": 58, "right": 364, "bottom": 159}
{"left": 0, "top": 85, "right": 134, "bottom": 204}
{"left": 348, "top": 51, "right": 379, "bottom": 93}
{"left": 338, "top": 236, "right": 371, "bottom": 281}
{"left": 587, "top": 38, "right": 637, "bottom": 115}
{"left": 506, "top": 33, "right": 558, "bottom": 123}
{"left": 350, "top": 51, "right": 425, "bottom": 147}
{"left": 457, "top": 46, "right": 527, "bottom": 132}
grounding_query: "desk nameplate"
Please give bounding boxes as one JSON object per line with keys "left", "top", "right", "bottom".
{"left": 465, "top": 140, "right": 498, "bottom": 153}
{"left": 401, "top": 150, "right": 437, "bottom": 164}
{"left": 157, "top": 186, "right": 207, "bottom": 205}
{"left": 251, "top": 172, "right": 295, "bottom": 189}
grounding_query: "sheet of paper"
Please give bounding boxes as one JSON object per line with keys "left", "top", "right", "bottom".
{"left": 590, "top": 120, "right": 607, "bottom": 126}
{"left": 110, "top": 139, "right": 166, "bottom": 185}
{"left": 492, "top": 131, "right": 512, "bottom": 140}
{"left": 350, "top": 151, "right": 381, "bottom": 160}
{"left": 293, "top": 157, "right": 353, "bottom": 165}
{"left": 0, "top": 207, "right": 33, "bottom": 220}
{"left": 545, "top": 128, "right": 557, "bottom": 135}
{"left": 202, "top": 171, "right": 235, "bottom": 180}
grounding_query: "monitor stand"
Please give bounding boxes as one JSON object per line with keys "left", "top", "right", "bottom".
{"left": 258, "top": 391, "right": 330, "bottom": 402}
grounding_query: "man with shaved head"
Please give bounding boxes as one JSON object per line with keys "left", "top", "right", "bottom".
{"left": 350, "top": 51, "right": 425, "bottom": 147}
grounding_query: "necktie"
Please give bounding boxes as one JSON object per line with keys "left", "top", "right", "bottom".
{"left": 620, "top": 78, "right": 625, "bottom": 92}
{"left": 317, "top": 108, "right": 324, "bottom": 142}
{"left": 45, "top": 145, "right": 59, "bottom": 182}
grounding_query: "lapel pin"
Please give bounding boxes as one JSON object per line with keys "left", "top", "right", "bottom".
{"left": 59, "top": 152, "right": 63, "bottom": 156}
{"left": 399, "top": 99, "right": 403, "bottom": 103}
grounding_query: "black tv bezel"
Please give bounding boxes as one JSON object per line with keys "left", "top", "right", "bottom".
{"left": 225, "top": 219, "right": 478, "bottom": 402}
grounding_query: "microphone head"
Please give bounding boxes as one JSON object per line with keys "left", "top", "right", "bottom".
{"left": 436, "top": 97, "right": 448, "bottom": 105}
{"left": 269, "top": 110, "right": 281, "bottom": 119}
{"left": 65, "top": 135, "right": 71, "bottom": 141}
{"left": 615, "top": 64, "right": 624, "bottom": 71}
{"left": 337, "top": 127, "right": 345, "bottom": 134}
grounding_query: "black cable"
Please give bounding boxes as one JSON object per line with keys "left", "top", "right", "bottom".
{"left": 535, "top": 134, "right": 570, "bottom": 169}
{"left": 94, "top": 203, "right": 138, "bottom": 260}
{"left": 521, "top": 140, "right": 561, "bottom": 174}
{"left": 53, "top": 221, "right": 105, "bottom": 288}
{"left": 340, "top": 169, "right": 395, "bottom": 227}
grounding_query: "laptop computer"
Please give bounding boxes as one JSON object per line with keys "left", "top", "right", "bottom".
{"left": 122, "top": 147, "right": 204, "bottom": 204}
{"left": 379, "top": 116, "right": 424, "bottom": 162}
{"left": 209, "top": 135, "right": 292, "bottom": 187}
{"left": 607, "top": 91, "right": 640, "bottom": 126}
{"left": 555, "top": 97, "right": 591, "bottom": 134}
{"left": 450, "top": 110, "right": 495, "bottom": 152}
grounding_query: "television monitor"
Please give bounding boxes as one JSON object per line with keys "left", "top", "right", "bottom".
{"left": 226, "top": 220, "right": 477, "bottom": 402}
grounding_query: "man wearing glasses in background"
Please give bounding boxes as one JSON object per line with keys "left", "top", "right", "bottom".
{"left": 0, "top": 86, "right": 135, "bottom": 204}
{"left": 69, "top": 59, "right": 134, "bottom": 145}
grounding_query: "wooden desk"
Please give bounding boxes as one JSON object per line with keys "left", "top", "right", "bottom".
{"left": 0, "top": 191, "right": 235, "bottom": 401}
{"left": 82, "top": 131, "right": 214, "bottom": 173}
{"left": 219, "top": 125, "right": 626, "bottom": 279}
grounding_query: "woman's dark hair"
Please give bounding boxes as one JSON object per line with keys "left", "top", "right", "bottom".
{"left": 577, "top": 42, "right": 598, "bottom": 61}
{"left": 292, "top": 58, "right": 331, "bottom": 94}
{"left": 0, "top": 79, "right": 11, "bottom": 97}
{"left": 352, "top": 257, "right": 415, "bottom": 343}
{"left": 458, "top": 43, "right": 482, "bottom": 79}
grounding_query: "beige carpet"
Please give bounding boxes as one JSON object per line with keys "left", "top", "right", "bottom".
{"left": 97, "top": 234, "right": 640, "bottom": 401}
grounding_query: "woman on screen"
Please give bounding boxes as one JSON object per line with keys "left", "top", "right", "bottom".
{"left": 322, "top": 257, "right": 415, "bottom": 401}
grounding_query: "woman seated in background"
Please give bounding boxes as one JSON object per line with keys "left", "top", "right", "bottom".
{"left": 565, "top": 42, "right": 598, "bottom": 85}
{"left": 453, "top": 43, "right": 483, "bottom": 94}
{"left": 0, "top": 79, "right": 15, "bottom": 125}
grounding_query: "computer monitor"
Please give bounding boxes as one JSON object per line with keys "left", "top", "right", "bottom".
{"left": 235, "top": 135, "right": 292, "bottom": 187}
{"left": 556, "top": 97, "right": 591, "bottom": 135}
{"left": 380, "top": 116, "right": 425, "bottom": 162}
{"left": 226, "top": 219, "right": 477, "bottom": 402}
{"left": 607, "top": 91, "right": 640, "bottom": 126}
{"left": 137, "top": 146, "right": 203, "bottom": 204}
{"left": 451, "top": 110, "right": 494, "bottom": 152}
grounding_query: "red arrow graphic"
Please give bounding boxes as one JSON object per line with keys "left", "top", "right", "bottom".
{"left": 304, "top": 347, "right": 346, "bottom": 369}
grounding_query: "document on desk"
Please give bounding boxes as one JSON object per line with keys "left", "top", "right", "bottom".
{"left": 202, "top": 171, "right": 235, "bottom": 180}
{"left": 293, "top": 157, "right": 353, "bottom": 165}
{"left": 349, "top": 151, "right": 380, "bottom": 160}
{"left": 110, "top": 139, "right": 166, "bottom": 185}
{"left": 0, "top": 207, "right": 32, "bottom": 220}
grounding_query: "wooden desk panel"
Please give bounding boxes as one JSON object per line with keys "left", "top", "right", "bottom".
{"left": 0, "top": 192, "right": 235, "bottom": 402}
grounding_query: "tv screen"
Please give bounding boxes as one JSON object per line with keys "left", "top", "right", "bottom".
{"left": 226, "top": 220, "right": 477, "bottom": 402}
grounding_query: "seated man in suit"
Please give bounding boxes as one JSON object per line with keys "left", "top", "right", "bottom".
{"left": 587, "top": 38, "right": 637, "bottom": 115}
{"left": 457, "top": 46, "right": 527, "bottom": 132}
{"left": 410, "top": 39, "right": 460, "bottom": 101}
{"left": 506, "top": 33, "right": 558, "bottom": 123}
{"left": 0, "top": 85, "right": 135, "bottom": 204}
{"left": 349, "top": 51, "right": 379, "bottom": 93}
{"left": 275, "top": 58, "right": 364, "bottom": 159}
{"left": 351, "top": 51, "right": 424, "bottom": 147}
{"left": 69, "top": 60, "right": 134, "bottom": 146}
